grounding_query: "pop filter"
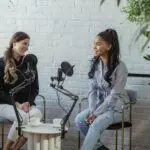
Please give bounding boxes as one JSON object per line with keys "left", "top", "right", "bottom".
{"left": 23, "top": 54, "right": 38, "bottom": 66}
{"left": 61, "top": 61, "right": 74, "bottom": 77}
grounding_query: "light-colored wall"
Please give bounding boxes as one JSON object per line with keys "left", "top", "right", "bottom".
{"left": 0, "top": 0, "right": 150, "bottom": 149}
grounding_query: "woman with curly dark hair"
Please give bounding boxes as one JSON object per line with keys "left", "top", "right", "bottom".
{"left": 75, "top": 29, "right": 129, "bottom": 150}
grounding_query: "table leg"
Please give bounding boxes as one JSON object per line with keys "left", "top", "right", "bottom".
{"left": 26, "top": 133, "right": 34, "bottom": 150}
{"left": 34, "top": 134, "right": 41, "bottom": 150}
{"left": 49, "top": 135, "right": 55, "bottom": 150}
{"left": 55, "top": 136, "right": 61, "bottom": 150}
{"left": 41, "top": 134, "right": 49, "bottom": 150}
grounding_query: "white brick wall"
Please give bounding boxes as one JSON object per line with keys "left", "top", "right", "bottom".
{"left": 0, "top": 0, "right": 149, "bottom": 100}
{"left": 0, "top": 0, "right": 150, "bottom": 149}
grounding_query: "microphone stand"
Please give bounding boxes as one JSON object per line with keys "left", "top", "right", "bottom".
{"left": 50, "top": 82, "right": 79, "bottom": 139}
{"left": 9, "top": 77, "right": 35, "bottom": 136}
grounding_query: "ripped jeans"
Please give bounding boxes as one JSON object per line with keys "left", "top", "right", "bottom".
{"left": 75, "top": 109, "right": 126, "bottom": 150}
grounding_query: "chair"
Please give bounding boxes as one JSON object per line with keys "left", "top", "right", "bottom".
{"left": 0, "top": 94, "right": 46, "bottom": 150}
{"left": 77, "top": 89, "right": 137, "bottom": 150}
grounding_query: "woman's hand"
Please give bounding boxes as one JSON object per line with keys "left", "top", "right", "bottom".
{"left": 20, "top": 102, "right": 30, "bottom": 113}
{"left": 87, "top": 114, "right": 97, "bottom": 124}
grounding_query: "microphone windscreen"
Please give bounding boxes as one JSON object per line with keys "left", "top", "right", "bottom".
{"left": 23, "top": 54, "right": 38, "bottom": 66}
{"left": 61, "top": 61, "right": 74, "bottom": 76}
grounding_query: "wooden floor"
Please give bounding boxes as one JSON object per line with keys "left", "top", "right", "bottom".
{"left": 1, "top": 100, "right": 150, "bottom": 150}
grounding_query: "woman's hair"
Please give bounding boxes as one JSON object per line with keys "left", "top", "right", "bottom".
{"left": 3, "top": 31, "right": 30, "bottom": 84}
{"left": 88, "top": 29, "right": 120, "bottom": 86}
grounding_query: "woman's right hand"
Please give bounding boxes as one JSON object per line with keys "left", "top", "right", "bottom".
{"left": 87, "top": 114, "right": 97, "bottom": 124}
{"left": 20, "top": 102, "right": 30, "bottom": 113}
{"left": 16, "top": 102, "right": 30, "bottom": 112}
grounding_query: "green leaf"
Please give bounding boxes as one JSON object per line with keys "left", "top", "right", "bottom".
{"left": 100, "top": 0, "right": 121, "bottom": 6}
{"left": 129, "top": 23, "right": 150, "bottom": 53}
{"left": 129, "top": 23, "right": 148, "bottom": 49}
{"left": 143, "top": 31, "right": 150, "bottom": 38}
{"left": 117, "top": 0, "right": 121, "bottom": 6}
{"left": 100, "top": 0, "right": 106, "bottom": 6}
{"left": 141, "top": 37, "right": 150, "bottom": 52}
{"left": 143, "top": 54, "right": 150, "bottom": 61}
{"left": 135, "top": 23, "right": 149, "bottom": 42}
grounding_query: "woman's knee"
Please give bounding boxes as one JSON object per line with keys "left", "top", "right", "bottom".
{"left": 75, "top": 115, "right": 83, "bottom": 130}
{"left": 75, "top": 113, "right": 87, "bottom": 128}
{"left": 75, "top": 109, "right": 89, "bottom": 123}
{"left": 75, "top": 113, "right": 82, "bottom": 125}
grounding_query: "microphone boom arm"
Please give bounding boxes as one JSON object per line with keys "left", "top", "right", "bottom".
{"left": 9, "top": 77, "right": 35, "bottom": 136}
{"left": 50, "top": 83, "right": 79, "bottom": 139}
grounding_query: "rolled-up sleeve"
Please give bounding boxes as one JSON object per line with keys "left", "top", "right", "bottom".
{"left": 93, "top": 62, "right": 128, "bottom": 116}
{"left": 88, "top": 77, "right": 98, "bottom": 114}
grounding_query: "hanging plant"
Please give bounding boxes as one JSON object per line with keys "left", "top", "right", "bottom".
{"left": 123, "top": 0, "right": 150, "bottom": 60}
{"left": 123, "top": 0, "right": 150, "bottom": 23}
{"left": 100, "top": 0, "right": 150, "bottom": 60}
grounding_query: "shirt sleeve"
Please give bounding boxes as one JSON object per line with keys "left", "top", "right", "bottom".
{"left": 28, "top": 65, "right": 39, "bottom": 105}
{"left": 88, "top": 76, "right": 98, "bottom": 114}
{"left": 93, "top": 62, "right": 128, "bottom": 116}
{"left": 0, "top": 58, "right": 11, "bottom": 105}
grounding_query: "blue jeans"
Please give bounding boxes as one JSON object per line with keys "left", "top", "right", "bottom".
{"left": 75, "top": 109, "right": 124, "bottom": 150}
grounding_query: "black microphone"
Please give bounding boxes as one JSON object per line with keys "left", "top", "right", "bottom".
{"left": 61, "top": 61, "right": 74, "bottom": 76}
{"left": 51, "top": 68, "right": 64, "bottom": 83}
{"left": 23, "top": 54, "right": 38, "bottom": 81}
{"left": 57, "top": 68, "right": 63, "bottom": 81}
{"left": 51, "top": 61, "right": 74, "bottom": 83}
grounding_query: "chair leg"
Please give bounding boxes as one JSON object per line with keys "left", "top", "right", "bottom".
{"left": 115, "top": 130, "right": 118, "bottom": 150}
{"left": 78, "top": 131, "right": 81, "bottom": 150}
{"left": 129, "top": 104, "right": 132, "bottom": 150}
{"left": 2, "top": 124, "right": 4, "bottom": 149}
{"left": 78, "top": 102, "right": 81, "bottom": 150}
{"left": 122, "top": 108, "right": 124, "bottom": 150}
{"left": 129, "top": 127, "right": 132, "bottom": 150}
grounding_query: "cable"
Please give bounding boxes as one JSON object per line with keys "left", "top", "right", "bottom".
{"left": 56, "top": 87, "right": 70, "bottom": 128}
{"left": 56, "top": 88, "right": 67, "bottom": 114}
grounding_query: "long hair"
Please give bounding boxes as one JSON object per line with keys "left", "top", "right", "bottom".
{"left": 88, "top": 29, "right": 120, "bottom": 86}
{"left": 3, "top": 31, "right": 30, "bottom": 84}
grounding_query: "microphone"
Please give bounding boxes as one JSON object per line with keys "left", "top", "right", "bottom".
{"left": 51, "top": 68, "right": 63, "bottom": 82}
{"left": 51, "top": 61, "right": 74, "bottom": 83}
{"left": 23, "top": 54, "right": 38, "bottom": 81}
{"left": 61, "top": 61, "right": 74, "bottom": 77}
{"left": 50, "top": 61, "right": 78, "bottom": 139}
{"left": 23, "top": 54, "right": 38, "bottom": 67}
{"left": 57, "top": 68, "right": 63, "bottom": 81}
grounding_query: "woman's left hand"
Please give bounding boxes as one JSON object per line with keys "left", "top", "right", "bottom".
{"left": 21, "top": 102, "right": 30, "bottom": 113}
{"left": 87, "top": 115, "right": 97, "bottom": 124}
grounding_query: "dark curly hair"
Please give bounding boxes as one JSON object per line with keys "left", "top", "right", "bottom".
{"left": 88, "top": 29, "right": 120, "bottom": 86}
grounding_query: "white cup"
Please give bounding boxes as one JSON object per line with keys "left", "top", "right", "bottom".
{"left": 28, "top": 117, "right": 42, "bottom": 126}
{"left": 53, "top": 118, "right": 62, "bottom": 127}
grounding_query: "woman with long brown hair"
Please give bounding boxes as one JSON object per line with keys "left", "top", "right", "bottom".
{"left": 0, "top": 31, "right": 42, "bottom": 150}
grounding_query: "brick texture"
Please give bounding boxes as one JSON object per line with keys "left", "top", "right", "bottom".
{"left": 0, "top": 0, "right": 150, "bottom": 150}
